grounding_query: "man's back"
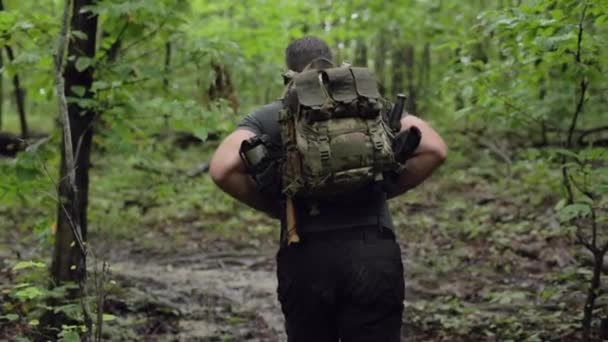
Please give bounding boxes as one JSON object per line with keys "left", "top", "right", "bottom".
{"left": 209, "top": 35, "right": 447, "bottom": 342}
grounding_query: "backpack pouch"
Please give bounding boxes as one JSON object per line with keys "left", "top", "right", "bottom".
{"left": 295, "top": 116, "right": 394, "bottom": 196}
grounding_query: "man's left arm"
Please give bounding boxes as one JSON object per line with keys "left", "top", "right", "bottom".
{"left": 387, "top": 115, "right": 447, "bottom": 198}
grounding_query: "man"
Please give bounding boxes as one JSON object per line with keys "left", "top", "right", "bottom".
{"left": 210, "top": 36, "right": 447, "bottom": 342}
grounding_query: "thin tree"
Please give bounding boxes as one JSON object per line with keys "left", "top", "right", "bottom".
{"left": 163, "top": 41, "right": 172, "bottom": 90}
{"left": 0, "top": 0, "right": 28, "bottom": 138}
{"left": 52, "top": 0, "right": 98, "bottom": 286}
{"left": 374, "top": 31, "right": 387, "bottom": 95}
{"left": 0, "top": 50, "right": 3, "bottom": 130}
{"left": 404, "top": 44, "right": 416, "bottom": 114}
{"left": 45, "top": 0, "right": 98, "bottom": 338}
{"left": 391, "top": 43, "right": 405, "bottom": 96}
{"left": 354, "top": 38, "right": 368, "bottom": 67}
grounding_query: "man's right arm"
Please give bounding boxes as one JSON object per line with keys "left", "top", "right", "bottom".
{"left": 209, "top": 129, "right": 281, "bottom": 218}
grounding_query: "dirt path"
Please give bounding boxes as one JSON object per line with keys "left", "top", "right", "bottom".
{"left": 110, "top": 249, "right": 285, "bottom": 341}
{"left": 104, "top": 235, "right": 551, "bottom": 341}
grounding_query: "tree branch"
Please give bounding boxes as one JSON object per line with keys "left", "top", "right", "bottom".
{"left": 119, "top": 20, "right": 168, "bottom": 55}
{"left": 577, "top": 125, "right": 608, "bottom": 146}
{"left": 99, "top": 21, "right": 129, "bottom": 63}
{"left": 566, "top": 3, "right": 589, "bottom": 148}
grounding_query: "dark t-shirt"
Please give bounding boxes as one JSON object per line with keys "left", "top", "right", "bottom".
{"left": 237, "top": 101, "right": 394, "bottom": 232}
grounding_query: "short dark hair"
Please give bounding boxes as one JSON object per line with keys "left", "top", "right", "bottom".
{"left": 285, "top": 36, "right": 333, "bottom": 72}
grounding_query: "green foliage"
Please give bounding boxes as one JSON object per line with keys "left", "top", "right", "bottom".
{"left": 448, "top": 0, "right": 607, "bottom": 134}
{"left": 1, "top": 259, "right": 77, "bottom": 337}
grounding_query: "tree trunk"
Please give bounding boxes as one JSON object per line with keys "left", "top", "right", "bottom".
{"left": 207, "top": 62, "right": 239, "bottom": 113}
{"left": 41, "top": 1, "right": 98, "bottom": 339}
{"left": 0, "top": 50, "right": 3, "bottom": 130}
{"left": 417, "top": 43, "right": 431, "bottom": 103}
{"left": 582, "top": 252, "right": 604, "bottom": 341}
{"left": 1, "top": 0, "right": 28, "bottom": 138}
{"left": 404, "top": 44, "right": 417, "bottom": 114}
{"left": 163, "top": 41, "right": 171, "bottom": 90}
{"left": 390, "top": 44, "right": 405, "bottom": 96}
{"left": 539, "top": 76, "right": 548, "bottom": 145}
{"left": 5, "top": 46, "right": 29, "bottom": 139}
{"left": 453, "top": 47, "right": 465, "bottom": 111}
{"left": 334, "top": 42, "right": 343, "bottom": 66}
{"left": 354, "top": 38, "right": 367, "bottom": 67}
{"left": 52, "top": 0, "right": 98, "bottom": 295}
{"left": 374, "top": 32, "right": 387, "bottom": 96}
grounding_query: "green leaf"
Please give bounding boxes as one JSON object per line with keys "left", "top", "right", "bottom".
{"left": 554, "top": 199, "right": 566, "bottom": 211}
{"left": 91, "top": 81, "right": 109, "bottom": 92}
{"left": 58, "top": 329, "right": 80, "bottom": 342}
{"left": 13, "top": 286, "right": 45, "bottom": 301}
{"left": 75, "top": 57, "right": 94, "bottom": 72}
{"left": 13, "top": 260, "right": 46, "bottom": 271}
{"left": 102, "top": 313, "right": 117, "bottom": 321}
{"left": 192, "top": 127, "right": 208, "bottom": 142}
{"left": 66, "top": 97, "right": 99, "bottom": 110}
{"left": 0, "top": 314, "right": 19, "bottom": 321}
{"left": 54, "top": 303, "right": 83, "bottom": 321}
{"left": 70, "top": 85, "right": 86, "bottom": 97}
{"left": 71, "top": 30, "right": 88, "bottom": 40}
{"left": 13, "top": 20, "right": 34, "bottom": 30}
{"left": 579, "top": 195, "right": 594, "bottom": 205}
{"left": 558, "top": 203, "right": 591, "bottom": 222}
{"left": 554, "top": 148, "right": 580, "bottom": 160}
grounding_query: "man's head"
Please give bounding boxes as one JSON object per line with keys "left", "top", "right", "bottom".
{"left": 285, "top": 36, "right": 333, "bottom": 72}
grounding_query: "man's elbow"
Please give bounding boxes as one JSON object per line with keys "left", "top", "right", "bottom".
{"left": 209, "top": 159, "right": 229, "bottom": 187}
{"left": 434, "top": 141, "right": 448, "bottom": 164}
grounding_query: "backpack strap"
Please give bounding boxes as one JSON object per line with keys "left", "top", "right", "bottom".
{"left": 303, "top": 57, "right": 335, "bottom": 71}
{"left": 282, "top": 69, "right": 298, "bottom": 86}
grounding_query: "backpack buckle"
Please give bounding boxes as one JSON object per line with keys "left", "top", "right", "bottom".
{"left": 318, "top": 136, "right": 330, "bottom": 161}
{"left": 320, "top": 150, "right": 330, "bottom": 161}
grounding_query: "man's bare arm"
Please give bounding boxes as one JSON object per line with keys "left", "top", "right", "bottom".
{"left": 209, "top": 129, "right": 281, "bottom": 218}
{"left": 388, "top": 115, "right": 447, "bottom": 198}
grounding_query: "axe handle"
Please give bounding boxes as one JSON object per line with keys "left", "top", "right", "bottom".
{"left": 286, "top": 198, "right": 300, "bottom": 245}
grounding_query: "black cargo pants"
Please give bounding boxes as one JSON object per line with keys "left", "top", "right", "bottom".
{"left": 276, "top": 226, "right": 405, "bottom": 342}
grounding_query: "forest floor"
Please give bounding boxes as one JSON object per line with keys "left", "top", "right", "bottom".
{"left": 88, "top": 138, "right": 585, "bottom": 341}
{"left": 0, "top": 136, "right": 595, "bottom": 341}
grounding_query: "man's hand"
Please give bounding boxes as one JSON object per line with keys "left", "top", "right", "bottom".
{"left": 209, "top": 129, "right": 281, "bottom": 218}
{"left": 387, "top": 115, "right": 447, "bottom": 198}
{"left": 393, "top": 126, "right": 422, "bottom": 163}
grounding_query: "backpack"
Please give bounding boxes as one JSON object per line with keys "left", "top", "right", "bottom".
{"left": 279, "top": 59, "right": 401, "bottom": 199}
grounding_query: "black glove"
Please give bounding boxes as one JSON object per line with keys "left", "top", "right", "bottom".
{"left": 239, "top": 135, "right": 282, "bottom": 195}
{"left": 240, "top": 135, "right": 271, "bottom": 173}
{"left": 393, "top": 126, "right": 422, "bottom": 163}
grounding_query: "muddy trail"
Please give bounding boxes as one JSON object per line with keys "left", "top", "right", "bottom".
{"left": 105, "top": 241, "right": 441, "bottom": 342}
{"left": 101, "top": 231, "right": 574, "bottom": 342}
{"left": 104, "top": 242, "right": 443, "bottom": 342}
{"left": 106, "top": 247, "right": 285, "bottom": 341}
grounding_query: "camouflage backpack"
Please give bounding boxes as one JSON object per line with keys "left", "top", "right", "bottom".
{"left": 279, "top": 59, "right": 401, "bottom": 199}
